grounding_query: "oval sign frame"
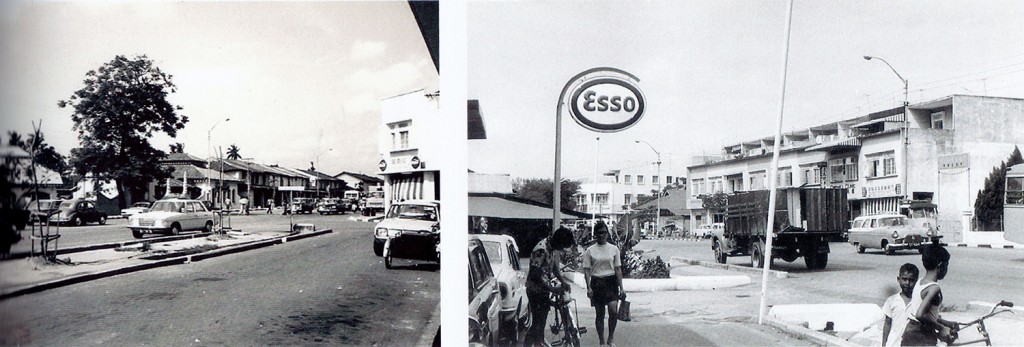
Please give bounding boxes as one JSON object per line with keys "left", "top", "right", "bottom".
{"left": 566, "top": 69, "right": 645, "bottom": 133}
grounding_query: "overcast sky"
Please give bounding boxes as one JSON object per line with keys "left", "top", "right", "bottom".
{"left": 0, "top": 1, "right": 437, "bottom": 175}
{"left": 467, "top": 0, "right": 1024, "bottom": 181}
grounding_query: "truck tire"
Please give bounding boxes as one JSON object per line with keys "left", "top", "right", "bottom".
{"left": 751, "top": 241, "right": 768, "bottom": 269}
{"left": 714, "top": 239, "right": 728, "bottom": 264}
{"left": 804, "top": 252, "right": 828, "bottom": 269}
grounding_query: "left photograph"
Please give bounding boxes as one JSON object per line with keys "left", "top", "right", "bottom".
{"left": 0, "top": 1, "right": 441, "bottom": 345}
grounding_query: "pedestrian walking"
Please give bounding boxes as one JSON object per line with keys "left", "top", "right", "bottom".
{"left": 882, "top": 263, "right": 919, "bottom": 347}
{"left": 267, "top": 199, "right": 274, "bottom": 214}
{"left": 523, "top": 226, "right": 576, "bottom": 347}
{"left": 239, "top": 197, "right": 249, "bottom": 215}
{"left": 582, "top": 221, "right": 625, "bottom": 347}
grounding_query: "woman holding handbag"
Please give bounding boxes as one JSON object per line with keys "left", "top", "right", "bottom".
{"left": 582, "top": 221, "right": 625, "bottom": 347}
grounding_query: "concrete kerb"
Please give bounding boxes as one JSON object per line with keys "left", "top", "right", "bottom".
{"left": 565, "top": 270, "right": 751, "bottom": 292}
{"left": 6, "top": 232, "right": 216, "bottom": 260}
{"left": 763, "top": 315, "right": 861, "bottom": 347}
{"left": 670, "top": 256, "right": 789, "bottom": 279}
{"left": 0, "top": 229, "right": 333, "bottom": 300}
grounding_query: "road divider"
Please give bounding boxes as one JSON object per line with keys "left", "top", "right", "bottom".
{"left": 670, "top": 256, "right": 789, "bottom": 279}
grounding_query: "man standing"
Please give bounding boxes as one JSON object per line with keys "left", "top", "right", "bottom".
{"left": 267, "top": 199, "right": 274, "bottom": 214}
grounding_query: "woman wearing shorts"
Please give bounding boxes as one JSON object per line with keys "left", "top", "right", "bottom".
{"left": 582, "top": 221, "right": 625, "bottom": 347}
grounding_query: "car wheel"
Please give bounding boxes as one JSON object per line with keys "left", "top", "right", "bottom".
{"left": 98, "top": 215, "right": 107, "bottom": 225}
{"left": 204, "top": 221, "right": 214, "bottom": 233}
{"left": 72, "top": 216, "right": 83, "bottom": 227}
{"left": 384, "top": 254, "right": 393, "bottom": 269}
{"left": 170, "top": 224, "right": 181, "bottom": 236}
{"left": 882, "top": 240, "right": 894, "bottom": 255}
{"left": 857, "top": 244, "right": 866, "bottom": 254}
{"left": 132, "top": 229, "right": 143, "bottom": 239}
{"left": 714, "top": 239, "right": 728, "bottom": 264}
{"left": 750, "top": 242, "right": 764, "bottom": 268}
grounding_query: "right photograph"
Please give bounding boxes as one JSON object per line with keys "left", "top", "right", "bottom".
{"left": 465, "top": 1, "right": 1024, "bottom": 347}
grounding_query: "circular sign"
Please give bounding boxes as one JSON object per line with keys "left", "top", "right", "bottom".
{"left": 566, "top": 69, "right": 645, "bottom": 133}
{"left": 378, "top": 160, "right": 387, "bottom": 172}
{"left": 411, "top": 156, "right": 421, "bottom": 169}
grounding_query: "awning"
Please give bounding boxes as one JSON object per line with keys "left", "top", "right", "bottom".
{"left": 469, "top": 195, "right": 584, "bottom": 220}
{"left": 805, "top": 138, "right": 861, "bottom": 152}
{"left": 851, "top": 114, "right": 905, "bottom": 128}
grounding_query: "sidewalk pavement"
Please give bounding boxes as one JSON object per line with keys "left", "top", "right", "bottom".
{"left": 0, "top": 227, "right": 332, "bottom": 299}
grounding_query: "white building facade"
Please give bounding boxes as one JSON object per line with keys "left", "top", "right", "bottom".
{"left": 574, "top": 168, "right": 686, "bottom": 220}
{"left": 378, "top": 90, "right": 441, "bottom": 210}
{"left": 688, "top": 95, "right": 1024, "bottom": 242}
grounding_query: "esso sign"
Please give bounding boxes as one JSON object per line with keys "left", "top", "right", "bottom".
{"left": 567, "top": 72, "right": 645, "bottom": 133}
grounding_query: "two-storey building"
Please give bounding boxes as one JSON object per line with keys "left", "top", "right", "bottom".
{"left": 378, "top": 89, "right": 441, "bottom": 210}
{"left": 688, "top": 95, "right": 1024, "bottom": 242}
{"left": 574, "top": 168, "right": 686, "bottom": 224}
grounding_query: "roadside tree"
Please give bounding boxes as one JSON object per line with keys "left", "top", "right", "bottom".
{"left": 58, "top": 55, "right": 188, "bottom": 209}
{"left": 227, "top": 144, "right": 241, "bottom": 160}
{"left": 511, "top": 177, "right": 581, "bottom": 210}
{"left": 974, "top": 146, "right": 1023, "bottom": 230}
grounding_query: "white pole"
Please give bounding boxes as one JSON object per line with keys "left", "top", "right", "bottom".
{"left": 593, "top": 137, "right": 600, "bottom": 236}
{"left": 759, "top": 0, "right": 794, "bottom": 325}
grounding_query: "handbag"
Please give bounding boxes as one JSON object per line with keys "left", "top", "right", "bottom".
{"left": 617, "top": 292, "right": 631, "bottom": 322}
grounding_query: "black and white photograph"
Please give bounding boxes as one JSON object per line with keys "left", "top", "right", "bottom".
{"left": 467, "top": 1, "right": 1024, "bottom": 346}
{"left": 1, "top": 1, "right": 441, "bottom": 345}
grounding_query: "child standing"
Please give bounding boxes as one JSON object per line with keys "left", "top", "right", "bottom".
{"left": 902, "top": 243, "right": 958, "bottom": 346}
{"left": 882, "top": 263, "right": 919, "bottom": 347}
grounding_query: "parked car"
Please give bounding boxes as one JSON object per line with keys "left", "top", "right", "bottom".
{"left": 27, "top": 199, "right": 61, "bottom": 225}
{"left": 316, "top": 198, "right": 342, "bottom": 215}
{"left": 49, "top": 199, "right": 108, "bottom": 226}
{"left": 471, "top": 234, "right": 531, "bottom": 343}
{"left": 127, "top": 198, "right": 216, "bottom": 238}
{"left": 693, "top": 222, "right": 722, "bottom": 239}
{"left": 120, "top": 201, "right": 152, "bottom": 218}
{"left": 373, "top": 199, "right": 440, "bottom": 268}
{"left": 847, "top": 214, "right": 932, "bottom": 255}
{"left": 290, "top": 197, "right": 315, "bottom": 214}
{"left": 468, "top": 237, "right": 501, "bottom": 346}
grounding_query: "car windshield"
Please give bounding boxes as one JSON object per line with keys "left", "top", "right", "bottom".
{"left": 481, "top": 241, "right": 503, "bottom": 266}
{"left": 387, "top": 204, "right": 438, "bottom": 221}
{"left": 59, "top": 201, "right": 75, "bottom": 209}
{"left": 150, "top": 201, "right": 185, "bottom": 212}
{"left": 33, "top": 201, "right": 58, "bottom": 209}
{"left": 133, "top": 202, "right": 150, "bottom": 208}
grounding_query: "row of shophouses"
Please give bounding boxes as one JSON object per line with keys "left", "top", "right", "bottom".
{"left": 577, "top": 95, "right": 1024, "bottom": 242}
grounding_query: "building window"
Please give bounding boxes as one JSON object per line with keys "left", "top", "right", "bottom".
{"left": 1007, "top": 177, "right": 1024, "bottom": 204}
{"left": 653, "top": 176, "right": 659, "bottom": 186}
{"left": 867, "top": 152, "right": 896, "bottom": 178}
{"left": 803, "top": 166, "right": 821, "bottom": 185}
{"left": 931, "top": 111, "right": 945, "bottom": 129}
{"left": 624, "top": 194, "right": 633, "bottom": 205}
{"left": 399, "top": 131, "right": 409, "bottom": 149}
{"left": 749, "top": 171, "right": 766, "bottom": 190}
{"left": 830, "top": 158, "right": 845, "bottom": 183}
{"left": 625, "top": 175, "right": 632, "bottom": 185}
{"left": 638, "top": 175, "right": 645, "bottom": 185}
{"left": 846, "top": 157, "right": 858, "bottom": 180}
{"left": 666, "top": 176, "right": 672, "bottom": 185}
{"left": 777, "top": 168, "right": 793, "bottom": 187}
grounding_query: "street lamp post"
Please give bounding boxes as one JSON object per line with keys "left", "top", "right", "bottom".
{"left": 635, "top": 140, "right": 662, "bottom": 237}
{"left": 207, "top": 118, "right": 230, "bottom": 204}
{"left": 316, "top": 148, "right": 333, "bottom": 198}
{"left": 864, "top": 55, "right": 910, "bottom": 200}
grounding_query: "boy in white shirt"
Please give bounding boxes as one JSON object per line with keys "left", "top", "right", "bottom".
{"left": 882, "top": 263, "right": 918, "bottom": 347}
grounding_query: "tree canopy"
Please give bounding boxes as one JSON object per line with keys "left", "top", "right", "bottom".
{"left": 7, "top": 127, "right": 67, "bottom": 174}
{"left": 974, "top": 146, "right": 1023, "bottom": 230}
{"left": 58, "top": 55, "right": 187, "bottom": 208}
{"left": 227, "top": 144, "right": 241, "bottom": 160}
{"left": 512, "top": 177, "right": 581, "bottom": 211}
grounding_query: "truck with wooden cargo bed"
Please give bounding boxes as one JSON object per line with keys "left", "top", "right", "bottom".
{"left": 709, "top": 187, "right": 849, "bottom": 270}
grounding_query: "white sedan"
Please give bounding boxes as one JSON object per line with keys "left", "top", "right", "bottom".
{"left": 471, "top": 234, "right": 531, "bottom": 343}
{"left": 127, "top": 198, "right": 216, "bottom": 238}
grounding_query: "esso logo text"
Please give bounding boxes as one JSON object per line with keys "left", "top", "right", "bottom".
{"left": 569, "top": 77, "right": 645, "bottom": 133}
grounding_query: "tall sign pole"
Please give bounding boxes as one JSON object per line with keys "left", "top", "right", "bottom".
{"left": 553, "top": 67, "right": 646, "bottom": 234}
{"left": 759, "top": 0, "right": 795, "bottom": 325}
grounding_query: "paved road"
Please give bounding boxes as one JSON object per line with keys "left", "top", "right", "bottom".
{"left": 638, "top": 239, "right": 1024, "bottom": 309}
{"left": 0, "top": 217, "right": 440, "bottom": 346}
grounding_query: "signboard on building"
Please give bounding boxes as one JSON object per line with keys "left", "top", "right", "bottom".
{"left": 938, "top": 153, "right": 970, "bottom": 169}
{"left": 862, "top": 183, "right": 902, "bottom": 198}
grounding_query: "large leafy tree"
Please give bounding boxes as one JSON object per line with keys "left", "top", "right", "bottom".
{"left": 512, "top": 177, "right": 581, "bottom": 211}
{"left": 974, "top": 146, "right": 1023, "bottom": 230}
{"left": 58, "top": 55, "right": 188, "bottom": 209}
{"left": 8, "top": 128, "right": 68, "bottom": 174}
{"left": 226, "top": 144, "right": 241, "bottom": 160}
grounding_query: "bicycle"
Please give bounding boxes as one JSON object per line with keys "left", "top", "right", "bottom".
{"left": 548, "top": 286, "right": 586, "bottom": 347}
{"left": 948, "top": 300, "right": 1015, "bottom": 346}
